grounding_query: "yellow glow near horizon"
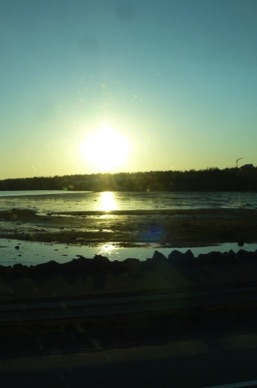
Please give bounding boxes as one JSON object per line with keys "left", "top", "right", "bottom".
{"left": 81, "top": 124, "right": 130, "bottom": 172}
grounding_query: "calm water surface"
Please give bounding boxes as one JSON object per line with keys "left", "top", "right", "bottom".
{"left": 1, "top": 239, "right": 257, "bottom": 267}
{"left": 0, "top": 190, "right": 256, "bottom": 213}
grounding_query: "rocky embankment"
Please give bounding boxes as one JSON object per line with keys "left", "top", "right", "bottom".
{"left": 1, "top": 249, "right": 257, "bottom": 301}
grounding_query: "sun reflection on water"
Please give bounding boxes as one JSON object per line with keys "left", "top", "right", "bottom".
{"left": 99, "top": 191, "right": 117, "bottom": 212}
{"left": 97, "top": 243, "right": 117, "bottom": 259}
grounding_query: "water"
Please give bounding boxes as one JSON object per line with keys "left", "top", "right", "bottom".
{"left": 0, "top": 190, "right": 256, "bottom": 214}
{"left": 0, "top": 190, "right": 257, "bottom": 266}
{"left": 1, "top": 238, "right": 257, "bottom": 267}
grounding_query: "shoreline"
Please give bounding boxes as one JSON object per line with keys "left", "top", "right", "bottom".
{"left": 1, "top": 207, "right": 257, "bottom": 302}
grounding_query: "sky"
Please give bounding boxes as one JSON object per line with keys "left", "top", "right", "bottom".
{"left": 1, "top": 0, "right": 257, "bottom": 179}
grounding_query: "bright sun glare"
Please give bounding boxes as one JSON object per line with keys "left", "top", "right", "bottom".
{"left": 99, "top": 191, "right": 117, "bottom": 211}
{"left": 81, "top": 124, "right": 130, "bottom": 172}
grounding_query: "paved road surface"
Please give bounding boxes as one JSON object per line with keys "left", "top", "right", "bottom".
{"left": 2, "top": 329, "right": 257, "bottom": 388}
{"left": 1, "top": 285, "right": 257, "bottom": 322}
{"left": 2, "top": 286, "right": 257, "bottom": 387}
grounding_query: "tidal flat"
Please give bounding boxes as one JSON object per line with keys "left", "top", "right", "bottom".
{"left": 1, "top": 207, "right": 257, "bottom": 247}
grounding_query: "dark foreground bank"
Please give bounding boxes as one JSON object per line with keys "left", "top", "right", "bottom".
{"left": 1, "top": 248, "right": 257, "bottom": 301}
{"left": 2, "top": 249, "right": 257, "bottom": 388}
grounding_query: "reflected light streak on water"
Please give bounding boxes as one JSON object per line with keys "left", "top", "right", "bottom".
{"left": 97, "top": 243, "right": 118, "bottom": 259}
{"left": 99, "top": 192, "right": 118, "bottom": 212}
{"left": 0, "top": 191, "right": 257, "bottom": 213}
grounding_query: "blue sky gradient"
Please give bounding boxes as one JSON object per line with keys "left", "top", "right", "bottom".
{"left": 1, "top": 0, "right": 257, "bottom": 178}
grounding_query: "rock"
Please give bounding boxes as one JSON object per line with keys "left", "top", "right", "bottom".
{"left": 122, "top": 258, "right": 142, "bottom": 279}
{"left": 237, "top": 249, "right": 254, "bottom": 263}
{"left": 12, "top": 264, "right": 27, "bottom": 278}
{"left": 168, "top": 249, "right": 184, "bottom": 262}
{"left": 168, "top": 250, "right": 191, "bottom": 266}
{"left": 31, "top": 260, "right": 61, "bottom": 278}
{"left": 151, "top": 250, "right": 167, "bottom": 262}
{"left": 184, "top": 249, "right": 195, "bottom": 261}
{"left": 235, "top": 249, "right": 248, "bottom": 261}
{"left": 93, "top": 255, "right": 110, "bottom": 272}
{"left": 222, "top": 250, "right": 237, "bottom": 264}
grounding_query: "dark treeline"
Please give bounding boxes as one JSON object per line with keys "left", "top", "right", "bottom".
{"left": 0, "top": 168, "right": 257, "bottom": 192}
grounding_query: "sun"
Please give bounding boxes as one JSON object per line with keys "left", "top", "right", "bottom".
{"left": 81, "top": 124, "right": 130, "bottom": 172}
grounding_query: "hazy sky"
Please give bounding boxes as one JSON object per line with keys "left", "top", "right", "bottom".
{"left": 1, "top": 0, "right": 257, "bottom": 178}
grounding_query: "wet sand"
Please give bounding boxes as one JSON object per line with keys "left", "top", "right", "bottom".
{"left": 0, "top": 208, "right": 257, "bottom": 247}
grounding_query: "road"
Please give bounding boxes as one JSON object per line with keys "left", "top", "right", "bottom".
{"left": 1, "top": 285, "right": 257, "bottom": 322}
{"left": 2, "top": 328, "right": 257, "bottom": 387}
{"left": 1, "top": 287, "right": 257, "bottom": 387}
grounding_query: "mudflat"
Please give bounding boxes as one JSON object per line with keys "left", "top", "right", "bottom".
{"left": 0, "top": 208, "right": 257, "bottom": 247}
